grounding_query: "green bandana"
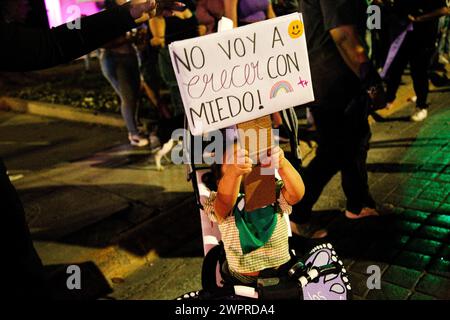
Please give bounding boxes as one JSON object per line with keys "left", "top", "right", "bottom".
{"left": 234, "top": 196, "right": 278, "bottom": 254}
{"left": 234, "top": 181, "right": 284, "bottom": 254}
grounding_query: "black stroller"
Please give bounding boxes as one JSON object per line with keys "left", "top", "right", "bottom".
{"left": 176, "top": 109, "right": 352, "bottom": 300}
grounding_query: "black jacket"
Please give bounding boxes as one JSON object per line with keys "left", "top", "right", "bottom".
{"left": 0, "top": 3, "right": 137, "bottom": 72}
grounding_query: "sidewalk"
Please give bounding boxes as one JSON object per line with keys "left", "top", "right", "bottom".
{"left": 0, "top": 111, "right": 197, "bottom": 298}
{"left": 105, "top": 78, "right": 450, "bottom": 300}
{"left": 2, "top": 76, "right": 449, "bottom": 300}
{"left": 305, "top": 89, "right": 450, "bottom": 300}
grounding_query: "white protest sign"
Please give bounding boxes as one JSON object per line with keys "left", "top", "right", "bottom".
{"left": 169, "top": 13, "right": 314, "bottom": 136}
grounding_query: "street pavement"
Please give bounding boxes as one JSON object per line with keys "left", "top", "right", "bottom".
{"left": 1, "top": 75, "right": 449, "bottom": 300}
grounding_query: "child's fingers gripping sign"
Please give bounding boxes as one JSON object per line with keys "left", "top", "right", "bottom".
{"left": 234, "top": 149, "right": 253, "bottom": 176}
{"left": 261, "top": 146, "right": 286, "bottom": 169}
{"left": 224, "top": 146, "right": 253, "bottom": 178}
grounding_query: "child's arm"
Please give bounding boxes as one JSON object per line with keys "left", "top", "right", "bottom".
{"left": 269, "top": 146, "right": 305, "bottom": 205}
{"left": 214, "top": 175, "right": 242, "bottom": 222}
{"left": 214, "top": 148, "right": 253, "bottom": 222}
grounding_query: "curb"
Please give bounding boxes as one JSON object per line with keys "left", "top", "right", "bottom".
{"left": 0, "top": 96, "right": 125, "bottom": 128}
{"left": 107, "top": 196, "right": 197, "bottom": 280}
{"left": 36, "top": 196, "right": 198, "bottom": 292}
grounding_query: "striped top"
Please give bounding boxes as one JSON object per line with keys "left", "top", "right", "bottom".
{"left": 203, "top": 188, "right": 292, "bottom": 274}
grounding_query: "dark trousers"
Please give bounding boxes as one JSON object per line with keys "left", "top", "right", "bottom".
{"left": 385, "top": 31, "right": 436, "bottom": 109}
{"left": 291, "top": 94, "right": 375, "bottom": 224}
{"left": 0, "top": 160, "right": 48, "bottom": 298}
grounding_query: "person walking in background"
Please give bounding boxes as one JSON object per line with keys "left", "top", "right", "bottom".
{"left": 290, "top": 0, "right": 386, "bottom": 239}
{"left": 224, "top": 0, "right": 276, "bottom": 27}
{"left": 149, "top": 0, "right": 199, "bottom": 120}
{"left": 383, "top": 0, "right": 448, "bottom": 122}
{"left": 148, "top": 0, "right": 198, "bottom": 156}
{"left": 272, "top": 0, "right": 299, "bottom": 17}
{"left": 196, "top": 0, "right": 224, "bottom": 35}
{"left": 100, "top": 0, "right": 150, "bottom": 147}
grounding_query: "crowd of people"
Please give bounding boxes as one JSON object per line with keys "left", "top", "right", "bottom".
{"left": 4, "top": 0, "right": 448, "bottom": 145}
{"left": 1, "top": 0, "right": 449, "bottom": 298}
{"left": 91, "top": 0, "right": 450, "bottom": 148}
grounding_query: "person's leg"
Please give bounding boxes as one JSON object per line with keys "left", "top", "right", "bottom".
{"left": 385, "top": 34, "right": 411, "bottom": 104}
{"left": 340, "top": 94, "right": 376, "bottom": 217}
{"left": 159, "top": 48, "right": 185, "bottom": 118}
{"left": 140, "top": 45, "right": 162, "bottom": 106}
{"left": 410, "top": 47, "right": 434, "bottom": 109}
{"left": 410, "top": 51, "right": 432, "bottom": 109}
{"left": 0, "top": 160, "right": 48, "bottom": 298}
{"left": 409, "top": 30, "right": 438, "bottom": 121}
{"left": 115, "top": 54, "right": 141, "bottom": 135}
{"left": 99, "top": 52, "right": 121, "bottom": 95}
{"left": 291, "top": 103, "right": 342, "bottom": 225}
{"left": 101, "top": 52, "right": 147, "bottom": 146}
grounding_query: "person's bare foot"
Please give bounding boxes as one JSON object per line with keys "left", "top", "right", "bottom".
{"left": 345, "top": 207, "right": 380, "bottom": 219}
{"left": 290, "top": 221, "right": 328, "bottom": 239}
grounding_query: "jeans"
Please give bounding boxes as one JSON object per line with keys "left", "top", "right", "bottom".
{"left": 0, "top": 159, "right": 48, "bottom": 298}
{"left": 291, "top": 93, "right": 375, "bottom": 224}
{"left": 100, "top": 51, "right": 141, "bottom": 135}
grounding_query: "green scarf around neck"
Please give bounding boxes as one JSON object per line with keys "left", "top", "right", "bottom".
{"left": 234, "top": 195, "right": 277, "bottom": 254}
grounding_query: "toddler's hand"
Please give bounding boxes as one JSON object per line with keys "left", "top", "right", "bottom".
{"left": 223, "top": 148, "right": 253, "bottom": 178}
{"left": 261, "top": 146, "right": 287, "bottom": 170}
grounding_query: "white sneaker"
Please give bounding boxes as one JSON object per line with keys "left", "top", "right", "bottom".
{"left": 410, "top": 108, "right": 428, "bottom": 122}
{"left": 128, "top": 133, "right": 149, "bottom": 147}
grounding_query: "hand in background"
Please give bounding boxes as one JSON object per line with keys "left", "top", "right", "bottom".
{"left": 129, "top": 0, "right": 185, "bottom": 23}
{"left": 408, "top": 15, "right": 419, "bottom": 22}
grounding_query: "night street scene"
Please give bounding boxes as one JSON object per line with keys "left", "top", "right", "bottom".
{"left": 1, "top": 0, "right": 449, "bottom": 306}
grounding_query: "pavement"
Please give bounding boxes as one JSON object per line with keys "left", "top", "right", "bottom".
{"left": 1, "top": 73, "right": 449, "bottom": 300}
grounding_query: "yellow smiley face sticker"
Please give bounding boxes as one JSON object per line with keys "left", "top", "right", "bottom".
{"left": 288, "top": 20, "right": 304, "bottom": 39}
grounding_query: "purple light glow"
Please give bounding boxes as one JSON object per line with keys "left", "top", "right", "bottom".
{"left": 45, "top": 0, "right": 102, "bottom": 28}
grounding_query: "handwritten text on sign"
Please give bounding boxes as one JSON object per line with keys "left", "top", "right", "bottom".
{"left": 169, "top": 13, "right": 314, "bottom": 135}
